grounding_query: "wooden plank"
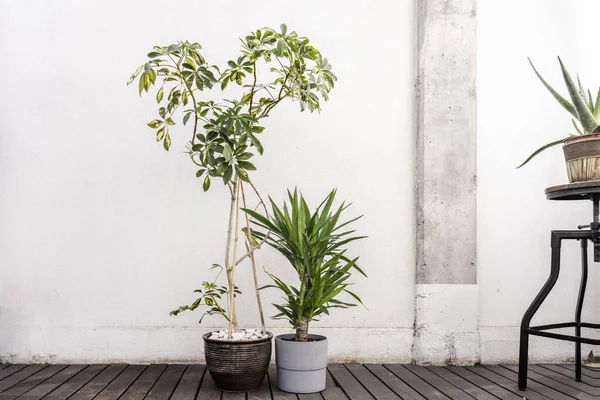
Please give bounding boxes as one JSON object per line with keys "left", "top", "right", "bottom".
{"left": 93, "top": 365, "right": 147, "bottom": 400}
{"left": 383, "top": 365, "right": 449, "bottom": 400}
{"left": 502, "top": 365, "right": 593, "bottom": 399}
{"left": 120, "top": 364, "right": 167, "bottom": 400}
{"left": 268, "top": 365, "right": 297, "bottom": 400}
{"left": 528, "top": 365, "right": 600, "bottom": 394}
{"left": 144, "top": 364, "right": 186, "bottom": 400}
{"left": 4, "top": 363, "right": 596, "bottom": 400}
{"left": 16, "top": 364, "right": 87, "bottom": 400}
{"left": 539, "top": 364, "right": 600, "bottom": 387}
{"left": 0, "top": 366, "right": 28, "bottom": 383}
{"left": 327, "top": 364, "right": 373, "bottom": 400}
{"left": 480, "top": 365, "right": 563, "bottom": 400}
{"left": 43, "top": 365, "right": 108, "bottom": 400}
{"left": 344, "top": 364, "right": 399, "bottom": 399}
{"left": 559, "top": 364, "right": 600, "bottom": 379}
{"left": 446, "top": 366, "right": 523, "bottom": 400}
{"left": 321, "top": 387, "right": 347, "bottom": 400}
{"left": 171, "top": 364, "right": 205, "bottom": 400}
{"left": 425, "top": 367, "right": 496, "bottom": 400}
{"left": 222, "top": 392, "right": 245, "bottom": 400}
{"left": 297, "top": 393, "right": 322, "bottom": 400}
{"left": 196, "top": 368, "right": 222, "bottom": 400}
{"left": 363, "top": 364, "right": 424, "bottom": 400}
{"left": 322, "top": 369, "right": 347, "bottom": 400}
{"left": 325, "top": 369, "right": 336, "bottom": 388}
{"left": 0, "top": 365, "right": 46, "bottom": 393}
{"left": 68, "top": 364, "right": 128, "bottom": 400}
{"left": 0, "top": 364, "right": 66, "bottom": 399}
{"left": 248, "top": 370, "right": 273, "bottom": 400}
{"left": 404, "top": 365, "right": 474, "bottom": 400}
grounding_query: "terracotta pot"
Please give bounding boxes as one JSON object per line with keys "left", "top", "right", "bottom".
{"left": 203, "top": 332, "right": 273, "bottom": 392}
{"left": 563, "top": 134, "right": 600, "bottom": 183}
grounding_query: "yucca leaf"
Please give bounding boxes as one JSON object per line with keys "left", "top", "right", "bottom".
{"left": 516, "top": 138, "right": 565, "bottom": 168}
{"left": 344, "top": 289, "right": 365, "bottom": 307}
{"left": 332, "top": 215, "right": 363, "bottom": 232}
{"left": 329, "top": 298, "right": 356, "bottom": 307}
{"left": 528, "top": 57, "right": 577, "bottom": 119}
{"left": 242, "top": 208, "right": 276, "bottom": 230}
{"left": 255, "top": 188, "right": 366, "bottom": 331}
{"left": 558, "top": 57, "right": 599, "bottom": 132}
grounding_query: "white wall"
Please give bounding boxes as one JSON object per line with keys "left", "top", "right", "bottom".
{"left": 478, "top": 0, "right": 600, "bottom": 363}
{"left": 5, "top": 0, "right": 592, "bottom": 367}
{"left": 0, "top": 0, "right": 415, "bottom": 362}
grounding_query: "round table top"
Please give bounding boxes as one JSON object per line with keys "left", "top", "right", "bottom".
{"left": 546, "top": 180, "right": 600, "bottom": 200}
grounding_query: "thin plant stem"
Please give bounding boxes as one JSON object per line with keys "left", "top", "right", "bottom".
{"left": 249, "top": 61, "right": 257, "bottom": 115}
{"left": 227, "top": 183, "right": 242, "bottom": 339}
{"left": 224, "top": 177, "right": 239, "bottom": 332}
{"left": 249, "top": 180, "right": 269, "bottom": 216}
{"left": 233, "top": 234, "right": 269, "bottom": 267}
{"left": 240, "top": 182, "right": 266, "bottom": 334}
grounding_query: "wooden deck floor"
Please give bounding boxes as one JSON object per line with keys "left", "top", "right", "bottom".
{"left": 0, "top": 363, "right": 596, "bottom": 399}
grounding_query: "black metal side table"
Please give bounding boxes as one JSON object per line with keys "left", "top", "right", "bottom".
{"left": 519, "top": 181, "right": 600, "bottom": 390}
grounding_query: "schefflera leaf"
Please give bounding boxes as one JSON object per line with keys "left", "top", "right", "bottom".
{"left": 558, "top": 57, "right": 600, "bottom": 133}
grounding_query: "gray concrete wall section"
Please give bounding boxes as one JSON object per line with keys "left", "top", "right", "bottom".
{"left": 416, "top": 0, "right": 477, "bottom": 285}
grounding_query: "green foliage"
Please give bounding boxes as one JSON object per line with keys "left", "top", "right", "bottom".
{"left": 129, "top": 26, "right": 337, "bottom": 327}
{"left": 170, "top": 264, "right": 242, "bottom": 323}
{"left": 519, "top": 57, "right": 600, "bottom": 168}
{"left": 243, "top": 189, "right": 366, "bottom": 332}
{"left": 128, "top": 25, "right": 336, "bottom": 189}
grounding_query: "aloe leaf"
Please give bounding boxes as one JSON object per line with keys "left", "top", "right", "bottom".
{"left": 594, "top": 88, "right": 600, "bottom": 120}
{"left": 589, "top": 89, "right": 595, "bottom": 112}
{"left": 577, "top": 75, "right": 586, "bottom": 101}
{"left": 572, "top": 119, "right": 584, "bottom": 135}
{"left": 528, "top": 58, "right": 577, "bottom": 119}
{"left": 516, "top": 138, "right": 565, "bottom": 169}
{"left": 558, "top": 57, "right": 599, "bottom": 132}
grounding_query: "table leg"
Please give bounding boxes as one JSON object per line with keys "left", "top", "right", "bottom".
{"left": 575, "top": 239, "right": 589, "bottom": 381}
{"left": 519, "top": 231, "right": 563, "bottom": 390}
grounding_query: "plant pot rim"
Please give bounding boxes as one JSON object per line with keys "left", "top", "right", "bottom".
{"left": 275, "top": 333, "right": 328, "bottom": 342}
{"left": 563, "top": 133, "right": 600, "bottom": 145}
{"left": 203, "top": 331, "right": 273, "bottom": 344}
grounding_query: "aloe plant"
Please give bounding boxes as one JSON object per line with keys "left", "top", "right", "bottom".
{"left": 243, "top": 189, "right": 366, "bottom": 342}
{"left": 518, "top": 57, "right": 600, "bottom": 168}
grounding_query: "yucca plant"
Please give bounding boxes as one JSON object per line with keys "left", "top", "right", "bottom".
{"left": 243, "top": 189, "right": 366, "bottom": 342}
{"left": 518, "top": 57, "right": 600, "bottom": 168}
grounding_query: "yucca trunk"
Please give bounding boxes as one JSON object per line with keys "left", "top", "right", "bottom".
{"left": 295, "top": 315, "right": 309, "bottom": 342}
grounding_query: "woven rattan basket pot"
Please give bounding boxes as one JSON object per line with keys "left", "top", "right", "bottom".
{"left": 563, "top": 133, "right": 600, "bottom": 183}
{"left": 203, "top": 332, "right": 273, "bottom": 392}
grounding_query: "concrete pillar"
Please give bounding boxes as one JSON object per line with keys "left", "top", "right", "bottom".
{"left": 413, "top": 0, "right": 478, "bottom": 364}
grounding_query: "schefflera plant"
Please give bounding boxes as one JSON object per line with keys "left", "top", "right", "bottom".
{"left": 127, "top": 25, "right": 336, "bottom": 340}
{"left": 519, "top": 57, "right": 600, "bottom": 167}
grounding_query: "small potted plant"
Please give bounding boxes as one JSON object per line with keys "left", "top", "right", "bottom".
{"left": 243, "top": 189, "right": 366, "bottom": 394}
{"left": 128, "top": 25, "right": 336, "bottom": 392}
{"left": 519, "top": 57, "right": 600, "bottom": 182}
